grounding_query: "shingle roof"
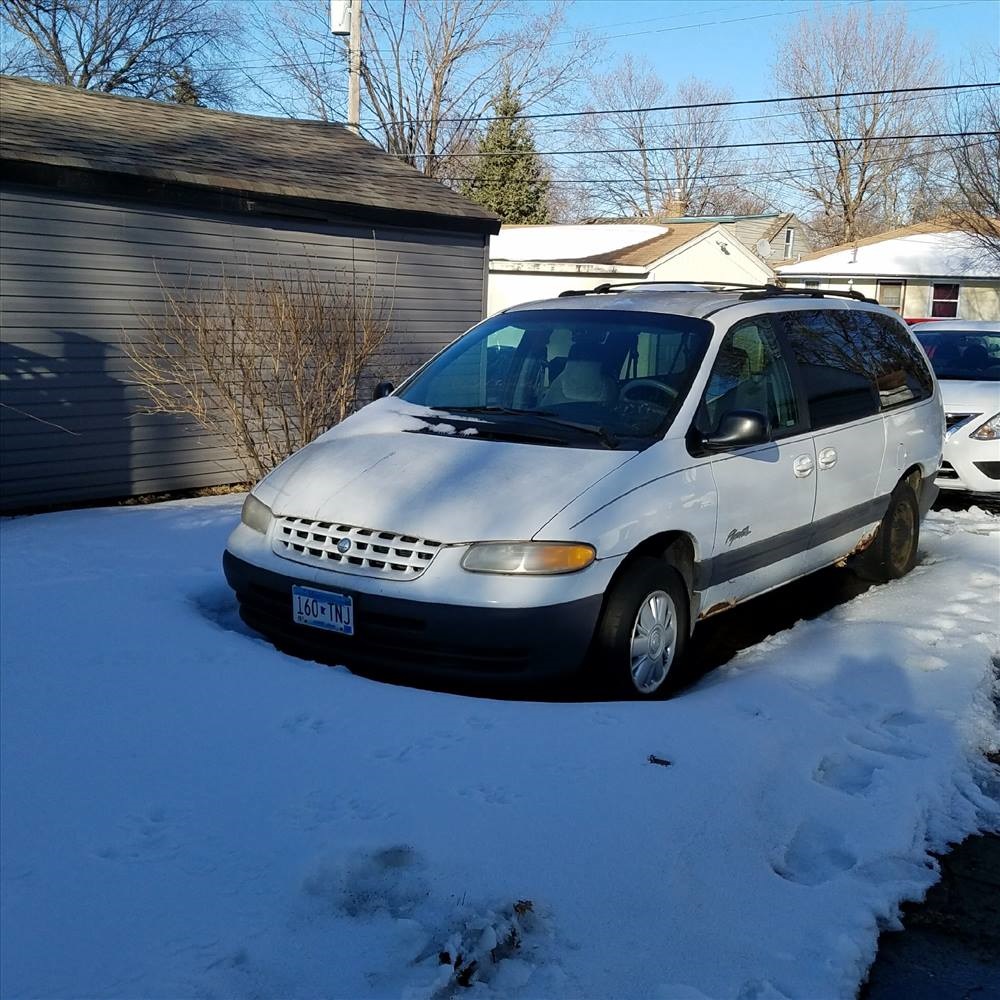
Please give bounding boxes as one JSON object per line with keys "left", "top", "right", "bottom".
{"left": 0, "top": 75, "right": 499, "bottom": 232}
{"left": 577, "top": 222, "right": 717, "bottom": 265}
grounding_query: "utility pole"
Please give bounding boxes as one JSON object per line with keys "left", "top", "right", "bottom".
{"left": 347, "top": 0, "right": 362, "bottom": 135}
{"left": 330, "top": 0, "right": 362, "bottom": 135}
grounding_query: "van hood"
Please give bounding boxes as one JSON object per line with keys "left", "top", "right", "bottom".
{"left": 254, "top": 400, "right": 636, "bottom": 543}
{"left": 938, "top": 379, "right": 1000, "bottom": 415}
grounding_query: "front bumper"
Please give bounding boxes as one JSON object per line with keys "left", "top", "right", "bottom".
{"left": 938, "top": 434, "right": 1000, "bottom": 495}
{"left": 223, "top": 551, "right": 604, "bottom": 680}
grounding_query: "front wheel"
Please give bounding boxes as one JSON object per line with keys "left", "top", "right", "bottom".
{"left": 852, "top": 482, "right": 920, "bottom": 583}
{"left": 593, "top": 557, "right": 691, "bottom": 699}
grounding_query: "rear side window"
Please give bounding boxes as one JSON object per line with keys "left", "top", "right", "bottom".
{"left": 781, "top": 309, "right": 933, "bottom": 429}
{"left": 781, "top": 310, "right": 879, "bottom": 429}
{"left": 857, "top": 312, "right": 933, "bottom": 409}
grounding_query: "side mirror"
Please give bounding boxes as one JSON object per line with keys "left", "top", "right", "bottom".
{"left": 700, "top": 410, "right": 770, "bottom": 452}
{"left": 372, "top": 381, "right": 394, "bottom": 401}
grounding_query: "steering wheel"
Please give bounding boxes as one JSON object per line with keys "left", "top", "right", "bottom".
{"left": 620, "top": 378, "right": 679, "bottom": 411}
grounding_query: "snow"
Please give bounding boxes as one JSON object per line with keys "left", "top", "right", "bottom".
{"left": 490, "top": 224, "right": 668, "bottom": 262}
{"left": 777, "top": 230, "right": 996, "bottom": 279}
{"left": 1, "top": 499, "right": 998, "bottom": 1000}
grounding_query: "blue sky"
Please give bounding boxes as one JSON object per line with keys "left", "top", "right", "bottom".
{"left": 562, "top": 0, "right": 998, "bottom": 95}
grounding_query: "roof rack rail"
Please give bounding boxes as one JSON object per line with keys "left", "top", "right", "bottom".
{"left": 737, "top": 284, "right": 875, "bottom": 304}
{"left": 557, "top": 280, "right": 876, "bottom": 304}
{"left": 557, "top": 280, "right": 769, "bottom": 298}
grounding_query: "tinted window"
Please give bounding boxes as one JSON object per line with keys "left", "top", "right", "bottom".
{"left": 399, "top": 309, "right": 712, "bottom": 445}
{"left": 782, "top": 310, "right": 880, "bottom": 429}
{"left": 696, "top": 317, "right": 800, "bottom": 436}
{"left": 914, "top": 330, "right": 1000, "bottom": 382}
{"left": 861, "top": 313, "right": 934, "bottom": 407}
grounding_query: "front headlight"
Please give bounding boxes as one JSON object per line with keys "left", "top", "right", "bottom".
{"left": 970, "top": 413, "right": 1000, "bottom": 441}
{"left": 240, "top": 494, "right": 273, "bottom": 534}
{"left": 461, "top": 541, "right": 596, "bottom": 575}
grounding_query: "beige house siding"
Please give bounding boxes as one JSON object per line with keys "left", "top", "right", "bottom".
{"left": 782, "top": 278, "right": 1000, "bottom": 321}
{"left": 487, "top": 231, "right": 773, "bottom": 315}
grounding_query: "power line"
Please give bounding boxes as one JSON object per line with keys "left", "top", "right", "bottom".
{"left": 525, "top": 87, "right": 957, "bottom": 140}
{"left": 390, "top": 81, "right": 997, "bottom": 128}
{"left": 436, "top": 139, "right": 978, "bottom": 187}
{"left": 401, "top": 130, "right": 993, "bottom": 160}
{"left": 541, "top": 0, "right": 976, "bottom": 49}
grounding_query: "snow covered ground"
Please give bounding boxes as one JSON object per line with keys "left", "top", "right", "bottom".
{"left": 1, "top": 498, "right": 998, "bottom": 1000}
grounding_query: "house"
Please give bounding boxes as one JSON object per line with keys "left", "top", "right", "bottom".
{"left": 654, "top": 212, "right": 812, "bottom": 264}
{"left": 0, "top": 75, "right": 499, "bottom": 511}
{"left": 487, "top": 221, "right": 775, "bottom": 314}
{"left": 776, "top": 222, "right": 1000, "bottom": 322}
{"left": 577, "top": 212, "right": 813, "bottom": 264}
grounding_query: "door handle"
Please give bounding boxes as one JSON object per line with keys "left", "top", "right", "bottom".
{"left": 793, "top": 454, "right": 814, "bottom": 478}
{"left": 818, "top": 447, "right": 838, "bottom": 470}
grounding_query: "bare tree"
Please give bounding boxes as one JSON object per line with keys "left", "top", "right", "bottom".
{"left": 123, "top": 265, "right": 396, "bottom": 480}
{"left": 0, "top": 0, "right": 239, "bottom": 104}
{"left": 250, "top": 0, "right": 596, "bottom": 179}
{"left": 771, "top": 5, "right": 942, "bottom": 246}
{"left": 570, "top": 58, "right": 764, "bottom": 221}
{"left": 945, "top": 55, "right": 1000, "bottom": 266}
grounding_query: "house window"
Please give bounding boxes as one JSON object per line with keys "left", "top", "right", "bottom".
{"left": 803, "top": 280, "right": 821, "bottom": 289}
{"left": 783, "top": 227, "right": 795, "bottom": 258}
{"left": 876, "top": 280, "right": 905, "bottom": 314}
{"left": 931, "top": 283, "right": 959, "bottom": 318}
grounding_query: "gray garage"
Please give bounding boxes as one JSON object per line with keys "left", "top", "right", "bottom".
{"left": 0, "top": 75, "right": 498, "bottom": 511}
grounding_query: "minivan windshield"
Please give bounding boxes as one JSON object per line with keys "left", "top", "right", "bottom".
{"left": 398, "top": 308, "right": 713, "bottom": 449}
{"left": 914, "top": 330, "right": 1000, "bottom": 381}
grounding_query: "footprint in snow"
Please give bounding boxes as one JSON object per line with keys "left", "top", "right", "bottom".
{"left": 907, "top": 653, "right": 947, "bottom": 671}
{"left": 457, "top": 784, "right": 520, "bottom": 806}
{"left": 282, "top": 712, "right": 328, "bottom": 734}
{"left": 845, "top": 730, "right": 927, "bottom": 760}
{"left": 880, "top": 710, "right": 925, "bottom": 732}
{"left": 905, "top": 627, "right": 941, "bottom": 644}
{"left": 813, "top": 754, "right": 878, "bottom": 795}
{"left": 771, "top": 820, "right": 857, "bottom": 886}
{"left": 95, "top": 806, "right": 179, "bottom": 863}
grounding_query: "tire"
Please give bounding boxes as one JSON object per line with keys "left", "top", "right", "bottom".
{"left": 852, "top": 482, "right": 920, "bottom": 583}
{"left": 593, "top": 557, "right": 691, "bottom": 699}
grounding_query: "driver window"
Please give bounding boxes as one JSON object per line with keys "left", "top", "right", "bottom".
{"left": 697, "top": 318, "right": 799, "bottom": 435}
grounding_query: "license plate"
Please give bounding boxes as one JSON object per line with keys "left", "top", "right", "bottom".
{"left": 292, "top": 585, "right": 354, "bottom": 635}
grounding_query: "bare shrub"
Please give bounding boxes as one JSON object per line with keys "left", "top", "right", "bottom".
{"left": 124, "top": 265, "right": 397, "bottom": 481}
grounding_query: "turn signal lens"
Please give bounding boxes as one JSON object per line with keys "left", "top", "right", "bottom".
{"left": 240, "top": 494, "right": 273, "bottom": 534}
{"left": 970, "top": 413, "right": 1000, "bottom": 441}
{"left": 461, "top": 542, "right": 596, "bottom": 575}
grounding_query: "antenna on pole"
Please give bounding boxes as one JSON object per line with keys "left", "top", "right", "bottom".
{"left": 330, "top": 0, "right": 362, "bottom": 135}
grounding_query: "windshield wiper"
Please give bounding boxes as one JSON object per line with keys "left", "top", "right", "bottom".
{"left": 435, "top": 406, "right": 619, "bottom": 448}
{"left": 520, "top": 412, "right": 620, "bottom": 449}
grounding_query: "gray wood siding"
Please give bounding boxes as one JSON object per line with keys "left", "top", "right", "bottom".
{"left": 0, "top": 185, "right": 488, "bottom": 511}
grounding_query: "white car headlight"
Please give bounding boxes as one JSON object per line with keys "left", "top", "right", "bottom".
{"left": 970, "top": 413, "right": 1000, "bottom": 441}
{"left": 240, "top": 494, "right": 273, "bottom": 534}
{"left": 461, "top": 542, "right": 596, "bottom": 575}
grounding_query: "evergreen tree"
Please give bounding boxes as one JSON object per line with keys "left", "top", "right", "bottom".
{"left": 169, "top": 66, "right": 203, "bottom": 106}
{"left": 461, "top": 84, "right": 550, "bottom": 224}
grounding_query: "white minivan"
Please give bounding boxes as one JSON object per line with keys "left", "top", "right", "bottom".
{"left": 224, "top": 284, "right": 943, "bottom": 698}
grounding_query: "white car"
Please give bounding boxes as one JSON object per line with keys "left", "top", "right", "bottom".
{"left": 912, "top": 320, "right": 1000, "bottom": 496}
{"left": 225, "top": 283, "right": 943, "bottom": 699}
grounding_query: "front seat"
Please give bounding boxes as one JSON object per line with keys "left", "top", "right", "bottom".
{"left": 541, "top": 343, "right": 617, "bottom": 406}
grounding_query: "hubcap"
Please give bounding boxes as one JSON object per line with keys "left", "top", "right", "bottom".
{"left": 629, "top": 590, "right": 677, "bottom": 694}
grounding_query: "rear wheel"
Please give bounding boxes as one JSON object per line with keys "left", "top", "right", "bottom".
{"left": 594, "top": 557, "right": 691, "bottom": 699}
{"left": 852, "top": 482, "right": 920, "bottom": 583}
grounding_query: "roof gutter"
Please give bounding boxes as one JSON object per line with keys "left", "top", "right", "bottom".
{"left": 2, "top": 158, "right": 502, "bottom": 236}
{"left": 489, "top": 259, "right": 649, "bottom": 277}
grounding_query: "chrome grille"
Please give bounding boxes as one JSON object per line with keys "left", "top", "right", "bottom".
{"left": 272, "top": 517, "right": 443, "bottom": 580}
